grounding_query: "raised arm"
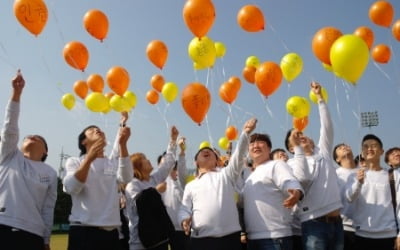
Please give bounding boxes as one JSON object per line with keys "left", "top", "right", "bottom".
{"left": 0, "top": 71, "right": 25, "bottom": 163}
{"left": 117, "top": 117, "right": 133, "bottom": 184}
{"left": 224, "top": 118, "right": 257, "bottom": 180}
{"left": 152, "top": 126, "right": 179, "bottom": 183}
{"left": 312, "top": 82, "right": 333, "bottom": 158}
{"left": 177, "top": 136, "right": 188, "bottom": 188}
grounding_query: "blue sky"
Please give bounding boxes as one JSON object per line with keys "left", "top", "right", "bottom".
{"left": 0, "top": 0, "right": 399, "bottom": 173}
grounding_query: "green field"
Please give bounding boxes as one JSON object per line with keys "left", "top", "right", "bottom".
{"left": 50, "top": 234, "right": 68, "bottom": 250}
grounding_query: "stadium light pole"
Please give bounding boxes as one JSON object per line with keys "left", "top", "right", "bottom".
{"left": 360, "top": 111, "right": 379, "bottom": 129}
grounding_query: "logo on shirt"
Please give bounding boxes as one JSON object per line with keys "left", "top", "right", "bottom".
{"left": 0, "top": 207, "right": 6, "bottom": 212}
{"left": 39, "top": 174, "right": 50, "bottom": 183}
{"left": 303, "top": 207, "right": 309, "bottom": 212}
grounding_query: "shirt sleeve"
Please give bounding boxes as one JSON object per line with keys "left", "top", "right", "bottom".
{"left": 117, "top": 156, "right": 133, "bottom": 184}
{"left": 151, "top": 141, "right": 177, "bottom": 184}
{"left": 177, "top": 154, "right": 187, "bottom": 189}
{"left": 178, "top": 183, "right": 193, "bottom": 227}
{"left": 317, "top": 100, "right": 334, "bottom": 159}
{"left": 63, "top": 157, "right": 85, "bottom": 195}
{"left": 0, "top": 101, "right": 20, "bottom": 164}
{"left": 345, "top": 172, "right": 362, "bottom": 202}
{"left": 223, "top": 132, "right": 250, "bottom": 181}
{"left": 289, "top": 146, "right": 313, "bottom": 188}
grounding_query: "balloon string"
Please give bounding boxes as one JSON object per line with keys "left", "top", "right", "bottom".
{"left": 220, "top": 57, "right": 227, "bottom": 81}
{"left": 0, "top": 42, "right": 18, "bottom": 70}
{"left": 285, "top": 83, "right": 291, "bottom": 130}
{"left": 353, "top": 85, "right": 363, "bottom": 155}
{"left": 260, "top": 95, "right": 285, "bottom": 132}
{"left": 387, "top": 37, "right": 400, "bottom": 95}
{"left": 334, "top": 77, "right": 344, "bottom": 142}
{"left": 204, "top": 115, "right": 214, "bottom": 147}
{"left": 268, "top": 21, "right": 290, "bottom": 53}
{"left": 372, "top": 61, "right": 392, "bottom": 81}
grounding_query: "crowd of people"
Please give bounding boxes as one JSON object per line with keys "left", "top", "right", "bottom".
{"left": 1, "top": 70, "right": 400, "bottom": 250}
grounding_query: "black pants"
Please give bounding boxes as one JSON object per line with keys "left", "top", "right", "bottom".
{"left": 343, "top": 230, "right": 355, "bottom": 250}
{"left": 169, "top": 230, "right": 190, "bottom": 250}
{"left": 0, "top": 224, "right": 44, "bottom": 250}
{"left": 68, "top": 225, "right": 120, "bottom": 250}
{"left": 354, "top": 235, "right": 395, "bottom": 250}
{"left": 191, "top": 231, "right": 241, "bottom": 250}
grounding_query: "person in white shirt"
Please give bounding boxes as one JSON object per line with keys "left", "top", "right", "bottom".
{"left": 125, "top": 126, "right": 179, "bottom": 250}
{"left": 63, "top": 113, "right": 133, "bottom": 250}
{"left": 157, "top": 137, "right": 190, "bottom": 250}
{"left": 385, "top": 147, "right": 400, "bottom": 169}
{"left": 333, "top": 143, "right": 358, "bottom": 250}
{"left": 0, "top": 70, "right": 57, "bottom": 250}
{"left": 346, "top": 134, "right": 400, "bottom": 250}
{"left": 285, "top": 82, "right": 343, "bottom": 250}
{"left": 178, "top": 118, "right": 257, "bottom": 250}
{"left": 243, "top": 133, "right": 304, "bottom": 250}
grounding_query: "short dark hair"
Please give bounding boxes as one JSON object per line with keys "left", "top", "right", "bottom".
{"left": 78, "top": 125, "right": 98, "bottom": 156}
{"left": 333, "top": 143, "right": 346, "bottom": 165}
{"left": 284, "top": 129, "right": 293, "bottom": 153}
{"left": 157, "top": 151, "right": 166, "bottom": 165}
{"left": 385, "top": 147, "right": 400, "bottom": 165}
{"left": 250, "top": 133, "right": 272, "bottom": 148}
{"left": 354, "top": 154, "right": 364, "bottom": 166}
{"left": 270, "top": 148, "right": 286, "bottom": 160}
{"left": 361, "top": 134, "right": 383, "bottom": 148}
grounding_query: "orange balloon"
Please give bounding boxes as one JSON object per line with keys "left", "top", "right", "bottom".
{"left": 146, "top": 89, "right": 159, "bottom": 105}
{"left": 371, "top": 44, "right": 391, "bottom": 63}
{"left": 183, "top": 0, "right": 215, "bottom": 38}
{"left": 369, "top": 1, "right": 394, "bottom": 28}
{"left": 63, "top": 41, "right": 89, "bottom": 72}
{"left": 354, "top": 26, "right": 374, "bottom": 50}
{"left": 242, "top": 65, "right": 256, "bottom": 84}
{"left": 106, "top": 66, "right": 130, "bottom": 96}
{"left": 181, "top": 83, "right": 211, "bottom": 125}
{"left": 228, "top": 76, "right": 242, "bottom": 93}
{"left": 146, "top": 40, "right": 168, "bottom": 70}
{"left": 219, "top": 82, "right": 238, "bottom": 104}
{"left": 105, "top": 92, "right": 114, "bottom": 99}
{"left": 255, "top": 62, "right": 283, "bottom": 97}
{"left": 237, "top": 5, "right": 265, "bottom": 32}
{"left": 73, "top": 80, "right": 88, "bottom": 99}
{"left": 293, "top": 116, "right": 309, "bottom": 132}
{"left": 87, "top": 74, "right": 104, "bottom": 93}
{"left": 150, "top": 74, "right": 165, "bottom": 92}
{"left": 14, "top": 0, "right": 48, "bottom": 36}
{"left": 83, "top": 9, "right": 109, "bottom": 42}
{"left": 225, "top": 126, "right": 238, "bottom": 140}
{"left": 392, "top": 19, "right": 400, "bottom": 41}
{"left": 312, "top": 27, "right": 342, "bottom": 65}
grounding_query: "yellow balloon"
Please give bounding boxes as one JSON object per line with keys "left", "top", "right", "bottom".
{"left": 199, "top": 141, "right": 211, "bottom": 149}
{"left": 214, "top": 41, "right": 226, "bottom": 58}
{"left": 245, "top": 55, "right": 260, "bottom": 68}
{"left": 218, "top": 136, "right": 229, "bottom": 150}
{"left": 280, "top": 52, "right": 303, "bottom": 82}
{"left": 286, "top": 96, "right": 311, "bottom": 118}
{"left": 185, "top": 174, "right": 195, "bottom": 184}
{"left": 330, "top": 34, "right": 369, "bottom": 84}
{"left": 109, "top": 95, "right": 130, "bottom": 112}
{"left": 188, "top": 36, "right": 216, "bottom": 68}
{"left": 161, "top": 82, "right": 179, "bottom": 103}
{"left": 85, "top": 92, "right": 108, "bottom": 112}
{"left": 61, "top": 93, "right": 75, "bottom": 110}
{"left": 123, "top": 90, "right": 137, "bottom": 108}
{"left": 309, "top": 87, "right": 329, "bottom": 104}
{"left": 193, "top": 62, "right": 207, "bottom": 70}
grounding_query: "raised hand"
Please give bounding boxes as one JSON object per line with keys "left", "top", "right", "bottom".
{"left": 170, "top": 126, "right": 179, "bottom": 142}
{"left": 11, "top": 70, "right": 25, "bottom": 102}
{"left": 243, "top": 118, "right": 257, "bottom": 134}
{"left": 283, "top": 189, "right": 302, "bottom": 208}
{"left": 310, "top": 81, "right": 323, "bottom": 101}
